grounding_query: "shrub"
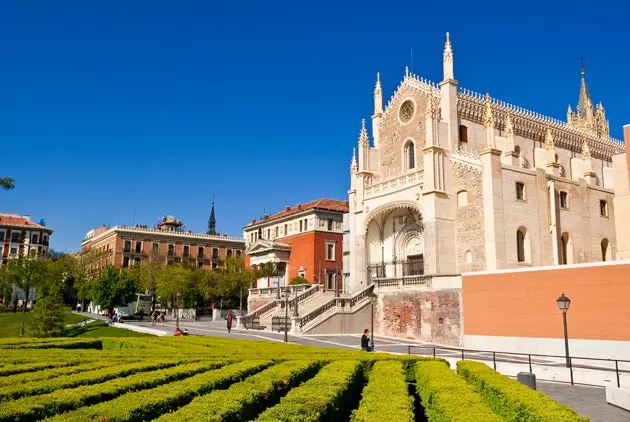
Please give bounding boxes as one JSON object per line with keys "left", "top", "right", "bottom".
{"left": 0, "top": 361, "right": 115, "bottom": 388}
{"left": 415, "top": 361, "right": 502, "bottom": 422}
{"left": 156, "top": 360, "right": 321, "bottom": 421}
{"left": 351, "top": 361, "right": 414, "bottom": 422}
{"left": 256, "top": 360, "right": 363, "bottom": 421}
{"left": 46, "top": 360, "right": 273, "bottom": 422}
{"left": 456, "top": 361, "right": 589, "bottom": 421}
{"left": 0, "top": 361, "right": 75, "bottom": 377}
{"left": 289, "top": 276, "right": 308, "bottom": 285}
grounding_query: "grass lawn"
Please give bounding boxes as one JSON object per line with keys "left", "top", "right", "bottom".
{"left": 0, "top": 309, "right": 92, "bottom": 338}
{"left": 65, "top": 320, "right": 155, "bottom": 338}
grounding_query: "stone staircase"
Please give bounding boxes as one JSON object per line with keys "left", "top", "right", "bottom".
{"left": 260, "top": 290, "right": 336, "bottom": 329}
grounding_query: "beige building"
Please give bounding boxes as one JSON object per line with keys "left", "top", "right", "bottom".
{"left": 347, "top": 32, "right": 624, "bottom": 293}
{"left": 0, "top": 213, "right": 52, "bottom": 265}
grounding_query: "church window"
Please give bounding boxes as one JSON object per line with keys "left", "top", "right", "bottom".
{"left": 560, "top": 191, "right": 568, "bottom": 209}
{"left": 399, "top": 100, "right": 415, "bottom": 124}
{"left": 459, "top": 125, "right": 468, "bottom": 144}
{"left": 600, "top": 200, "right": 608, "bottom": 217}
{"left": 515, "top": 182, "right": 526, "bottom": 201}
{"left": 405, "top": 141, "right": 415, "bottom": 170}
{"left": 457, "top": 190, "right": 468, "bottom": 207}
{"left": 601, "top": 238, "right": 610, "bottom": 261}
{"left": 516, "top": 227, "right": 530, "bottom": 263}
{"left": 514, "top": 145, "right": 521, "bottom": 157}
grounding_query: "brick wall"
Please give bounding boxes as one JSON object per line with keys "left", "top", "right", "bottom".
{"left": 462, "top": 262, "right": 630, "bottom": 341}
{"left": 377, "top": 290, "right": 462, "bottom": 346}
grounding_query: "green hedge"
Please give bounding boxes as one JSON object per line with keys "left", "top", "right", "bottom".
{"left": 256, "top": 360, "right": 363, "bottom": 422}
{"left": 0, "top": 360, "right": 222, "bottom": 422}
{"left": 0, "top": 361, "right": 75, "bottom": 377}
{"left": 415, "top": 361, "right": 502, "bottom": 422}
{"left": 0, "top": 339, "right": 102, "bottom": 350}
{"left": 351, "top": 361, "right": 414, "bottom": 422}
{"left": 46, "top": 360, "right": 273, "bottom": 422}
{"left": 0, "top": 359, "right": 179, "bottom": 401}
{"left": 156, "top": 360, "right": 321, "bottom": 421}
{"left": 456, "top": 361, "right": 589, "bottom": 421}
{"left": 0, "top": 361, "right": 115, "bottom": 388}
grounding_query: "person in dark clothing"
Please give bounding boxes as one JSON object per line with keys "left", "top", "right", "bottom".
{"left": 361, "top": 329, "right": 372, "bottom": 351}
{"left": 226, "top": 313, "right": 233, "bottom": 334}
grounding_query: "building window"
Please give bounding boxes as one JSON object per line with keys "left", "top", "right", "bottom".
{"left": 124, "top": 240, "right": 131, "bottom": 252}
{"left": 514, "top": 145, "right": 521, "bottom": 157}
{"left": 152, "top": 243, "right": 159, "bottom": 253}
{"left": 516, "top": 227, "right": 530, "bottom": 263}
{"left": 304, "top": 219, "right": 308, "bottom": 231}
{"left": 198, "top": 247, "right": 204, "bottom": 258}
{"left": 299, "top": 220, "right": 303, "bottom": 232}
{"left": 236, "top": 250, "right": 241, "bottom": 257}
{"left": 10, "top": 247, "right": 17, "bottom": 256}
{"left": 404, "top": 141, "right": 415, "bottom": 170}
{"left": 168, "top": 244, "right": 174, "bottom": 256}
{"left": 227, "top": 249, "right": 232, "bottom": 258}
{"left": 11, "top": 232, "right": 21, "bottom": 243}
{"left": 31, "top": 234, "right": 39, "bottom": 244}
{"left": 122, "top": 257, "right": 130, "bottom": 268}
{"left": 516, "top": 182, "right": 526, "bottom": 201}
{"left": 212, "top": 248, "right": 219, "bottom": 259}
{"left": 0, "top": 232, "right": 4, "bottom": 241}
{"left": 135, "top": 241, "right": 142, "bottom": 253}
{"left": 198, "top": 261, "right": 203, "bottom": 268}
{"left": 459, "top": 125, "right": 468, "bottom": 144}
{"left": 42, "top": 235, "right": 48, "bottom": 245}
{"left": 267, "top": 229, "right": 270, "bottom": 239}
{"left": 284, "top": 224, "right": 288, "bottom": 235}
{"left": 457, "top": 190, "right": 468, "bottom": 207}
{"left": 560, "top": 191, "right": 568, "bottom": 209}
{"left": 327, "top": 219, "right": 334, "bottom": 231}
{"left": 601, "top": 238, "right": 610, "bottom": 261}
{"left": 274, "top": 227, "right": 278, "bottom": 238}
{"left": 134, "top": 258, "right": 141, "bottom": 265}
{"left": 326, "top": 242, "right": 335, "bottom": 261}
{"left": 326, "top": 270, "right": 336, "bottom": 290}
{"left": 600, "top": 200, "right": 609, "bottom": 217}
{"left": 183, "top": 246, "right": 190, "bottom": 257}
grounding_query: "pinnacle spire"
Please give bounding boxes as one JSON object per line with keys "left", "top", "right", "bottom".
{"left": 207, "top": 196, "right": 217, "bottom": 235}
{"left": 544, "top": 125, "right": 555, "bottom": 150}
{"left": 374, "top": 72, "right": 382, "bottom": 94}
{"left": 577, "top": 63, "right": 592, "bottom": 117}
{"left": 483, "top": 93, "right": 494, "bottom": 128}
{"left": 582, "top": 138, "right": 591, "bottom": 161}
{"left": 358, "top": 119, "right": 369, "bottom": 147}
{"left": 505, "top": 113, "right": 514, "bottom": 136}
{"left": 351, "top": 148, "right": 358, "bottom": 172}
{"left": 442, "top": 32, "right": 454, "bottom": 81}
{"left": 373, "top": 72, "right": 383, "bottom": 115}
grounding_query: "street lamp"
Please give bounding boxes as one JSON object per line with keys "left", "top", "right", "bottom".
{"left": 284, "top": 286, "right": 290, "bottom": 343}
{"left": 176, "top": 291, "right": 181, "bottom": 330}
{"left": 556, "top": 293, "right": 571, "bottom": 367}
{"left": 370, "top": 292, "right": 377, "bottom": 352}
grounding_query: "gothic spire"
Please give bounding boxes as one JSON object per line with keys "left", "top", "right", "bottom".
{"left": 582, "top": 138, "right": 591, "bottom": 161}
{"left": 483, "top": 93, "right": 494, "bottom": 128}
{"left": 207, "top": 196, "right": 217, "bottom": 235}
{"left": 577, "top": 63, "right": 593, "bottom": 118}
{"left": 544, "top": 125, "right": 555, "bottom": 150}
{"left": 442, "top": 32, "right": 454, "bottom": 81}
{"left": 358, "top": 119, "right": 369, "bottom": 147}
{"left": 373, "top": 72, "right": 383, "bottom": 115}
{"left": 350, "top": 148, "right": 358, "bottom": 173}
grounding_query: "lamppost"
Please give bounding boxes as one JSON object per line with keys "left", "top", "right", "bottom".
{"left": 176, "top": 291, "right": 181, "bottom": 330}
{"left": 284, "top": 286, "right": 290, "bottom": 343}
{"left": 293, "top": 287, "right": 299, "bottom": 317}
{"left": 370, "top": 292, "right": 377, "bottom": 352}
{"left": 556, "top": 293, "right": 571, "bottom": 367}
{"left": 276, "top": 264, "right": 281, "bottom": 300}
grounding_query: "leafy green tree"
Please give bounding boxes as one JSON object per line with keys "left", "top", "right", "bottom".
{"left": 0, "top": 255, "right": 49, "bottom": 335}
{"left": 255, "top": 262, "right": 277, "bottom": 278}
{"left": 28, "top": 261, "right": 65, "bottom": 337}
{"left": 62, "top": 249, "right": 110, "bottom": 310}
{"left": 155, "top": 265, "right": 190, "bottom": 308}
{"left": 131, "top": 251, "right": 164, "bottom": 311}
{"left": 0, "top": 177, "right": 15, "bottom": 190}
{"left": 90, "top": 266, "right": 139, "bottom": 313}
{"left": 289, "top": 275, "right": 308, "bottom": 285}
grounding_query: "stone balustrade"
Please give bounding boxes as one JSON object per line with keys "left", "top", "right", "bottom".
{"left": 364, "top": 169, "right": 423, "bottom": 199}
{"left": 373, "top": 274, "right": 461, "bottom": 293}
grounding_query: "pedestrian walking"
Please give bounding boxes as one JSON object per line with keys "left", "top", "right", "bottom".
{"left": 361, "top": 329, "right": 372, "bottom": 352}
{"left": 226, "top": 312, "right": 233, "bottom": 334}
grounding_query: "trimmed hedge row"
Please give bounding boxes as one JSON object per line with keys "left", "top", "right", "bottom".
{"left": 0, "top": 360, "right": 179, "bottom": 401}
{"left": 0, "top": 361, "right": 74, "bottom": 377}
{"left": 415, "top": 361, "right": 503, "bottom": 422}
{"left": 256, "top": 360, "right": 364, "bottom": 422}
{"left": 351, "top": 361, "right": 414, "bottom": 422}
{"left": 0, "top": 360, "right": 221, "bottom": 422}
{"left": 456, "top": 361, "right": 589, "bottom": 422}
{"left": 45, "top": 360, "right": 273, "bottom": 422}
{"left": 0, "top": 339, "right": 102, "bottom": 350}
{"left": 156, "top": 360, "right": 321, "bottom": 421}
{"left": 0, "top": 361, "right": 116, "bottom": 388}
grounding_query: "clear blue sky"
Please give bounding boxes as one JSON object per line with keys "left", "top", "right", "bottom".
{"left": 1, "top": 0, "right": 628, "bottom": 252}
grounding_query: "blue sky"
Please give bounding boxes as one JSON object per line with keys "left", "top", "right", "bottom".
{"left": 1, "top": 0, "right": 628, "bottom": 252}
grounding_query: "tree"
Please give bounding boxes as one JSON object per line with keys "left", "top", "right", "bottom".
{"left": 0, "top": 177, "right": 15, "bottom": 190}
{"left": 131, "top": 251, "right": 165, "bottom": 311}
{"left": 155, "top": 265, "right": 190, "bottom": 308}
{"left": 289, "top": 275, "right": 308, "bottom": 285}
{"left": 28, "top": 260, "right": 65, "bottom": 337}
{"left": 90, "top": 266, "right": 138, "bottom": 313}
{"left": 222, "top": 256, "right": 254, "bottom": 313}
{"left": 62, "top": 249, "right": 111, "bottom": 310}
{"left": 0, "top": 255, "right": 48, "bottom": 335}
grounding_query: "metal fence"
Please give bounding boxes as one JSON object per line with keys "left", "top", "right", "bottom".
{"left": 407, "top": 345, "right": 629, "bottom": 387}
{"left": 271, "top": 316, "right": 289, "bottom": 333}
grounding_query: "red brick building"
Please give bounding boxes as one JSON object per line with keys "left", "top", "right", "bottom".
{"left": 244, "top": 199, "right": 349, "bottom": 292}
{"left": 0, "top": 214, "right": 53, "bottom": 265}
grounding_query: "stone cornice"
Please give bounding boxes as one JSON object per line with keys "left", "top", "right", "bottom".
{"left": 84, "top": 226, "right": 245, "bottom": 247}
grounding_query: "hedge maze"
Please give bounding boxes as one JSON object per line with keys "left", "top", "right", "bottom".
{"left": 0, "top": 337, "right": 588, "bottom": 421}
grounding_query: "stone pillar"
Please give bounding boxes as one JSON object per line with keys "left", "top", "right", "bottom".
{"left": 613, "top": 125, "right": 630, "bottom": 259}
{"left": 480, "top": 147, "right": 506, "bottom": 270}
{"left": 548, "top": 180, "right": 560, "bottom": 265}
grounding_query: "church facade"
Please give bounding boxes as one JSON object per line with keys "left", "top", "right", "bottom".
{"left": 346, "top": 33, "right": 624, "bottom": 294}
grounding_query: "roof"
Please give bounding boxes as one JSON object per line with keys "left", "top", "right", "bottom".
{"left": 0, "top": 214, "right": 52, "bottom": 232}
{"left": 247, "top": 198, "right": 349, "bottom": 227}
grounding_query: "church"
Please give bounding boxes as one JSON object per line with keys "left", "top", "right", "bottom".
{"left": 346, "top": 33, "right": 624, "bottom": 294}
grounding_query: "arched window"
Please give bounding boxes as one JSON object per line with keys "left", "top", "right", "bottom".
{"left": 517, "top": 227, "right": 531, "bottom": 263}
{"left": 601, "top": 238, "right": 610, "bottom": 262}
{"left": 459, "top": 125, "right": 468, "bottom": 144}
{"left": 405, "top": 141, "right": 415, "bottom": 170}
{"left": 457, "top": 190, "right": 468, "bottom": 207}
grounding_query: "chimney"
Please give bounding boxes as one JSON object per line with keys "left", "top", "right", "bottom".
{"left": 252, "top": 218, "right": 256, "bottom": 224}
{"left": 23, "top": 214, "right": 31, "bottom": 221}
{"left": 297, "top": 204, "right": 302, "bottom": 211}
{"left": 285, "top": 206, "right": 291, "bottom": 211}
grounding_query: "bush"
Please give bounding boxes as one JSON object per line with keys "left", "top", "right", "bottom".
{"left": 256, "top": 360, "right": 363, "bottom": 421}
{"left": 47, "top": 360, "right": 272, "bottom": 422}
{"left": 415, "top": 361, "right": 502, "bottom": 422}
{"left": 156, "top": 360, "right": 320, "bottom": 421}
{"left": 456, "top": 361, "right": 589, "bottom": 421}
{"left": 351, "top": 361, "right": 414, "bottom": 422}
{"left": 289, "top": 276, "right": 308, "bottom": 285}
{"left": 0, "top": 361, "right": 75, "bottom": 377}
{"left": 0, "top": 361, "right": 115, "bottom": 388}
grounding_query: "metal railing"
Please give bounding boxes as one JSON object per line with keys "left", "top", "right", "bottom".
{"left": 271, "top": 316, "right": 290, "bottom": 332}
{"left": 298, "top": 283, "right": 375, "bottom": 329}
{"left": 407, "top": 345, "right": 629, "bottom": 387}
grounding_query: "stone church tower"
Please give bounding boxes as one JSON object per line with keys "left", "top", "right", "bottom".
{"left": 346, "top": 33, "right": 624, "bottom": 294}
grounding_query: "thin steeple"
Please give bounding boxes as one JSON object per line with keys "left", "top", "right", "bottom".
{"left": 207, "top": 195, "right": 217, "bottom": 235}
{"left": 577, "top": 58, "right": 592, "bottom": 118}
